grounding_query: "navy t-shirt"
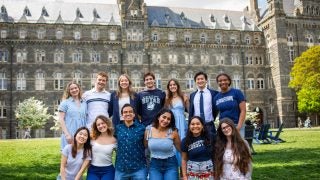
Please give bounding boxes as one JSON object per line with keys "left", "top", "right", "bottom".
{"left": 136, "top": 88, "right": 165, "bottom": 126}
{"left": 213, "top": 88, "right": 245, "bottom": 124}
{"left": 181, "top": 136, "right": 212, "bottom": 162}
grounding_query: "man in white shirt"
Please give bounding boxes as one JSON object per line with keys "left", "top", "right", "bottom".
{"left": 83, "top": 72, "right": 112, "bottom": 129}
{"left": 189, "top": 71, "right": 218, "bottom": 136}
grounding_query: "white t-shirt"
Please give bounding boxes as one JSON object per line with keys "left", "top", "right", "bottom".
{"left": 91, "top": 141, "right": 117, "bottom": 167}
{"left": 62, "top": 144, "right": 91, "bottom": 180}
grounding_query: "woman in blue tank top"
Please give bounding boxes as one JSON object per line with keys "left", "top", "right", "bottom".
{"left": 144, "top": 108, "right": 181, "bottom": 180}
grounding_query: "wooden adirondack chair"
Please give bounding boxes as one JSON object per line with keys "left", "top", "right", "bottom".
{"left": 268, "top": 123, "right": 285, "bottom": 143}
{"left": 254, "top": 123, "right": 271, "bottom": 144}
{"left": 245, "top": 123, "right": 256, "bottom": 154}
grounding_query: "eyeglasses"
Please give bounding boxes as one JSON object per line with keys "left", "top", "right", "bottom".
{"left": 221, "top": 125, "right": 231, "bottom": 131}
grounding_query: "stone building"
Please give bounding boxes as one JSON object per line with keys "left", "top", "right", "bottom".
{"left": 0, "top": 0, "right": 319, "bottom": 138}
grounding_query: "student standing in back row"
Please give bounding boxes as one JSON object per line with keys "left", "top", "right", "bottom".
{"left": 213, "top": 73, "right": 246, "bottom": 136}
{"left": 110, "top": 74, "right": 138, "bottom": 126}
{"left": 83, "top": 72, "right": 112, "bottom": 129}
{"left": 189, "top": 72, "right": 218, "bottom": 137}
{"left": 136, "top": 72, "right": 166, "bottom": 126}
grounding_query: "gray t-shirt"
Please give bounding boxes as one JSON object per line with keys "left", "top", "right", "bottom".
{"left": 62, "top": 144, "right": 91, "bottom": 180}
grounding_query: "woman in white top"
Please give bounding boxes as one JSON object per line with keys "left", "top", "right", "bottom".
{"left": 215, "top": 118, "right": 252, "bottom": 180}
{"left": 87, "top": 115, "right": 117, "bottom": 180}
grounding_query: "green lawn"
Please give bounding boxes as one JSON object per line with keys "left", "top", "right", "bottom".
{"left": 0, "top": 128, "right": 319, "bottom": 179}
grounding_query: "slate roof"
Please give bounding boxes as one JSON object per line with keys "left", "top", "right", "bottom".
{"left": 0, "top": 0, "right": 121, "bottom": 25}
{"left": 147, "top": 6, "right": 260, "bottom": 31}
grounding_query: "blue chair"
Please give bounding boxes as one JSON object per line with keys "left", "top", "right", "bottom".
{"left": 268, "top": 123, "right": 285, "bottom": 143}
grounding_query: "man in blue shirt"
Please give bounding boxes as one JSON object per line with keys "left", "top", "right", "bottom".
{"left": 114, "top": 104, "right": 147, "bottom": 180}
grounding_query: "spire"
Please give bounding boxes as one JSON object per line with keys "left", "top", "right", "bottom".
{"left": 55, "top": 11, "right": 64, "bottom": 24}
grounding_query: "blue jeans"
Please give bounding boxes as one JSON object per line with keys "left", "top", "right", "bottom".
{"left": 86, "top": 165, "right": 115, "bottom": 180}
{"left": 114, "top": 168, "right": 147, "bottom": 180}
{"left": 149, "top": 156, "right": 178, "bottom": 180}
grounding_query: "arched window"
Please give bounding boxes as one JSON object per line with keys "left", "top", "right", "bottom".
{"left": 186, "top": 72, "right": 194, "bottom": 90}
{"left": 246, "top": 74, "right": 254, "bottom": 89}
{"left": 109, "top": 72, "right": 118, "bottom": 91}
{"left": 35, "top": 71, "right": 45, "bottom": 90}
{"left": 54, "top": 72, "right": 64, "bottom": 90}
{"left": 155, "top": 73, "right": 162, "bottom": 89}
{"left": 17, "top": 72, "right": 26, "bottom": 91}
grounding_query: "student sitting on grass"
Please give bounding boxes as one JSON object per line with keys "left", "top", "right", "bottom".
{"left": 58, "top": 127, "right": 92, "bottom": 180}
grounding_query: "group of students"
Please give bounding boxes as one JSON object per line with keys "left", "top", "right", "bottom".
{"left": 58, "top": 71, "right": 252, "bottom": 180}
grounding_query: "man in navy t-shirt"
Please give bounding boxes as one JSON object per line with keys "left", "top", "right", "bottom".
{"left": 136, "top": 72, "right": 165, "bottom": 126}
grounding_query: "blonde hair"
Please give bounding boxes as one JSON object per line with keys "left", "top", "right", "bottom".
{"left": 62, "top": 81, "right": 82, "bottom": 100}
{"left": 116, "top": 74, "right": 136, "bottom": 99}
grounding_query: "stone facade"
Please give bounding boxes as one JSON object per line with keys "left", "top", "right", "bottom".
{"left": 0, "top": 0, "right": 319, "bottom": 138}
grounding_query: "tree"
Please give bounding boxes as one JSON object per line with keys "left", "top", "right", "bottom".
{"left": 15, "top": 97, "right": 51, "bottom": 129}
{"left": 289, "top": 46, "right": 320, "bottom": 113}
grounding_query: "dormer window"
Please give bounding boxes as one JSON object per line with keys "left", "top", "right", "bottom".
{"left": 1, "top": 5, "right": 7, "bottom": 14}
{"left": 210, "top": 14, "right": 215, "bottom": 22}
{"left": 93, "top": 8, "right": 100, "bottom": 18}
{"left": 23, "top": 6, "right": 31, "bottom": 16}
{"left": 224, "top": 15, "right": 230, "bottom": 23}
{"left": 180, "top": 12, "right": 185, "bottom": 19}
{"left": 41, "top": 7, "right": 49, "bottom": 17}
{"left": 76, "top": 8, "right": 83, "bottom": 18}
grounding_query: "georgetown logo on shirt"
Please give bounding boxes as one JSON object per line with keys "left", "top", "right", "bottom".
{"left": 142, "top": 95, "right": 161, "bottom": 111}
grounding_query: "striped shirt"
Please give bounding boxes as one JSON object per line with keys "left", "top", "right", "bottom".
{"left": 83, "top": 88, "right": 111, "bottom": 129}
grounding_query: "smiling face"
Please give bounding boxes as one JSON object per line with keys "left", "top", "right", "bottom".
{"left": 95, "top": 118, "right": 108, "bottom": 133}
{"left": 189, "top": 117, "right": 204, "bottom": 137}
{"left": 168, "top": 80, "right": 178, "bottom": 93}
{"left": 217, "top": 74, "right": 231, "bottom": 92}
{"left": 221, "top": 122, "right": 232, "bottom": 137}
{"left": 122, "top": 106, "right": 135, "bottom": 122}
{"left": 158, "top": 112, "right": 172, "bottom": 128}
{"left": 144, "top": 75, "right": 155, "bottom": 90}
{"left": 69, "top": 83, "right": 80, "bottom": 98}
{"left": 75, "top": 129, "right": 89, "bottom": 145}
{"left": 195, "top": 74, "right": 207, "bottom": 90}
{"left": 119, "top": 75, "right": 130, "bottom": 90}
{"left": 95, "top": 75, "right": 107, "bottom": 92}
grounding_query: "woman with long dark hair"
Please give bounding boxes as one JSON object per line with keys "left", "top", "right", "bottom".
{"left": 144, "top": 108, "right": 181, "bottom": 180}
{"left": 215, "top": 118, "right": 252, "bottom": 180}
{"left": 165, "top": 79, "right": 189, "bottom": 167}
{"left": 59, "top": 127, "right": 92, "bottom": 180}
{"left": 181, "top": 116, "right": 214, "bottom": 180}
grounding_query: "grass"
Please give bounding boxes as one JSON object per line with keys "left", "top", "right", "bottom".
{"left": 0, "top": 128, "right": 319, "bottom": 179}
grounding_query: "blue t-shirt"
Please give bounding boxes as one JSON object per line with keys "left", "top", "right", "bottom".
{"left": 115, "top": 121, "right": 146, "bottom": 172}
{"left": 136, "top": 88, "right": 165, "bottom": 126}
{"left": 181, "top": 136, "right": 212, "bottom": 162}
{"left": 214, "top": 88, "right": 245, "bottom": 124}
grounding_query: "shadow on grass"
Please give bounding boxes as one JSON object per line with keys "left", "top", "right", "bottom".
{"left": 0, "top": 162, "right": 60, "bottom": 180}
{"left": 253, "top": 148, "right": 320, "bottom": 179}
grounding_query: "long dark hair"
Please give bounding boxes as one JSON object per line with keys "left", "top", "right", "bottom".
{"left": 164, "top": 79, "right": 187, "bottom": 109}
{"left": 215, "top": 118, "right": 252, "bottom": 178}
{"left": 184, "top": 116, "right": 212, "bottom": 151}
{"left": 152, "top": 108, "right": 176, "bottom": 130}
{"left": 72, "top": 127, "right": 92, "bottom": 160}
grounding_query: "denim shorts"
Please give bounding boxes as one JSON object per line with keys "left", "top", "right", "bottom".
{"left": 149, "top": 156, "right": 178, "bottom": 180}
